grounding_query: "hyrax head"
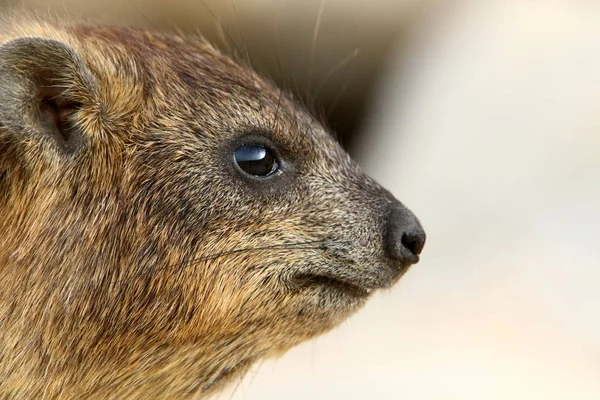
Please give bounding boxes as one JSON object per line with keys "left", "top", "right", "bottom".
{"left": 0, "top": 22, "right": 425, "bottom": 397}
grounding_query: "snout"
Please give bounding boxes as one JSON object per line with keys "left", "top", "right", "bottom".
{"left": 383, "top": 201, "right": 426, "bottom": 266}
{"left": 287, "top": 196, "right": 425, "bottom": 298}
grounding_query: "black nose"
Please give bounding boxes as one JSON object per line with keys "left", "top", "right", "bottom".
{"left": 384, "top": 202, "right": 426, "bottom": 265}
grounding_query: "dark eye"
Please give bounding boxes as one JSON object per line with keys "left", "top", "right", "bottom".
{"left": 234, "top": 144, "right": 279, "bottom": 177}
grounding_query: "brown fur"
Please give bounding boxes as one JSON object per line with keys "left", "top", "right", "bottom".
{"left": 0, "top": 16, "right": 422, "bottom": 399}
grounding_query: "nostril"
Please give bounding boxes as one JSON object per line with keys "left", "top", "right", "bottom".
{"left": 383, "top": 202, "right": 426, "bottom": 266}
{"left": 401, "top": 230, "right": 425, "bottom": 257}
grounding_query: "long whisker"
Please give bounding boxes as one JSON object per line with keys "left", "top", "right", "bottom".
{"left": 307, "top": 0, "right": 326, "bottom": 100}
{"left": 271, "top": 86, "right": 285, "bottom": 132}
{"left": 327, "top": 79, "right": 350, "bottom": 124}
{"left": 117, "top": 240, "right": 327, "bottom": 286}
{"left": 178, "top": 239, "right": 327, "bottom": 268}
{"left": 302, "top": 107, "right": 319, "bottom": 141}
{"left": 312, "top": 48, "right": 359, "bottom": 104}
{"left": 127, "top": 1, "right": 160, "bottom": 31}
{"left": 194, "top": 0, "right": 254, "bottom": 128}
{"left": 270, "top": 7, "right": 286, "bottom": 132}
{"left": 230, "top": 0, "right": 262, "bottom": 112}
{"left": 195, "top": 0, "right": 243, "bottom": 57}
{"left": 301, "top": 46, "right": 358, "bottom": 143}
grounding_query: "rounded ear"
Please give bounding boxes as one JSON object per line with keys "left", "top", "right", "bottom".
{"left": 0, "top": 37, "right": 98, "bottom": 155}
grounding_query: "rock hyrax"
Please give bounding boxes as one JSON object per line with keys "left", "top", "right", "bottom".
{"left": 0, "top": 17, "right": 425, "bottom": 399}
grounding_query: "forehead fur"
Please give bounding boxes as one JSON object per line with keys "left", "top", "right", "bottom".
{"left": 0, "top": 17, "right": 312, "bottom": 143}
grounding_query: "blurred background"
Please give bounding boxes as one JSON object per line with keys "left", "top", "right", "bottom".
{"left": 2, "top": 1, "right": 599, "bottom": 399}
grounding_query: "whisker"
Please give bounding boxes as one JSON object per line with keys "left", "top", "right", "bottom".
{"left": 307, "top": 0, "right": 326, "bottom": 101}
{"left": 193, "top": 0, "right": 254, "bottom": 129}
{"left": 127, "top": 0, "right": 159, "bottom": 31}
{"left": 194, "top": 0, "right": 243, "bottom": 61}
{"left": 302, "top": 108, "right": 319, "bottom": 141}
{"left": 327, "top": 77, "right": 350, "bottom": 127}
{"left": 270, "top": 7, "right": 286, "bottom": 132}
{"left": 237, "top": 358, "right": 264, "bottom": 400}
{"left": 271, "top": 87, "right": 285, "bottom": 132}
{"left": 313, "top": 48, "right": 359, "bottom": 105}
{"left": 118, "top": 239, "right": 328, "bottom": 286}
{"left": 178, "top": 239, "right": 327, "bottom": 268}
{"left": 302, "top": 47, "right": 357, "bottom": 144}
{"left": 226, "top": 375, "right": 243, "bottom": 400}
{"left": 230, "top": 0, "right": 262, "bottom": 112}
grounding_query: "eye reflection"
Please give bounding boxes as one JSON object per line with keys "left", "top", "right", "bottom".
{"left": 234, "top": 144, "right": 279, "bottom": 177}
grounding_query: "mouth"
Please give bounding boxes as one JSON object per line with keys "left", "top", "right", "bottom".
{"left": 291, "top": 273, "right": 373, "bottom": 298}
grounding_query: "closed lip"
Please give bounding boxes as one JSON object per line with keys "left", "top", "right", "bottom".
{"left": 290, "top": 273, "right": 376, "bottom": 298}
{"left": 289, "top": 256, "right": 411, "bottom": 298}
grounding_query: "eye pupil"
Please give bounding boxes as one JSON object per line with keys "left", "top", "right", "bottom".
{"left": 234, "top": 145, "right": 278, "bottom": 177}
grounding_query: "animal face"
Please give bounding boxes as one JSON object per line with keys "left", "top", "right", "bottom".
{"left": 0, "top": 21, "right": 424, "bottom": 397}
